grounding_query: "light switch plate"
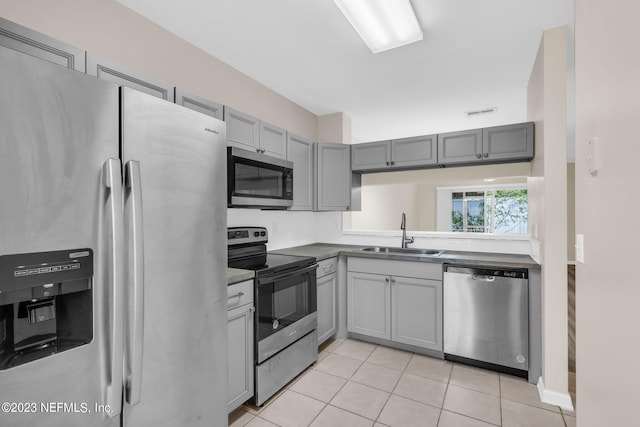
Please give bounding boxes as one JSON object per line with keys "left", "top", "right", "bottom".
{"left": 576, "top": 234, "right": 584, "bottom": 263}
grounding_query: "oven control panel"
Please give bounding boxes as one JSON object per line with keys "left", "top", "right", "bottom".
{"left": 228, "top": 227, "right": 268, "bottom": 246}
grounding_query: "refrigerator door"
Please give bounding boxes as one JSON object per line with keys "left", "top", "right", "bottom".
{"left": 0, "top": 46, "right": 122, "bottom": 426}
{"left": 121, "top": 87, "right": 228, "bottom": 426}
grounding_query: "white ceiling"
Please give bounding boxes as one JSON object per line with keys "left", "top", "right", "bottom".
{"left": 116, "top": 0, "right": 571, "bottom": 142}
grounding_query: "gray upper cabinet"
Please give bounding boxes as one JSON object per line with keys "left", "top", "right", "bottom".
{"left": 225, "top": 107, "right": 260, "bottom": 152}
{"left": 392, "top": 135, "right": 437, "bottom": 168}
{"left": 482, "top": 122, "right": 534, "bottom": 162}
{"left": 225, "top": 107, "right": 287, "bottom": 159}
{"left": 351, "top": 134, "right": 437, "bottom": 172}
{"left": 437, "top": 128, "right": 483, "bottom": 165}
{"left": 351, "top": 140, "right": 391, "bottom": 171}
{"left": 259, "top": 122, "right": 287, "bottom": 159}
{"left": 175, "top": 88, "right": 223, "bottom": 120}
{"left": 86, "top": 53, "right": 174, "bottom": 101}
{"left": 287, "top": 134, "right": 315, "bottom": 211}
{"left": 438, "top": 122, "right": 534, "bottom": 165}
{"left": 316, "top": 143, "right": 351, "bottom": 211}
{"left": 0, "top": 17, "right": 85, "bottom": 71}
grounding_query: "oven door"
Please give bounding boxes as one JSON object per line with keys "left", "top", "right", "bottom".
{"left": 256, "top": 263, "right": 317, "bottom": 363}
{"left": 228, "top": 147, "right": 293, "bottom": 209}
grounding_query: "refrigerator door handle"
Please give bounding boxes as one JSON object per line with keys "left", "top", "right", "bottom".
{"left": 103, "top": 158, "right": 124, "bottom": 418}
{"left": 124, "top": 160, "right": 145, "bottom": 406}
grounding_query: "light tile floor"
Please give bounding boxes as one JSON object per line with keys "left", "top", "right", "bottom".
{"left": 229, "top": 339, "right": 576, "bottom": 427}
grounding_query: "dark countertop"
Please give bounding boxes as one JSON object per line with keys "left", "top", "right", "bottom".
{"left": 271, "top": 243, "right": 539, "bottom": 269}
{"left": 227, "top": 268, "right": 254, "bottom": 285}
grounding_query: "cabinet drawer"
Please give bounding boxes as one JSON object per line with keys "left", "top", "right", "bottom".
{"left": 348, "top": 257, "right": 442, "bottom": 280}
{"left": 227, "top": 280, "right": 254, "bottom": 310}
{"left": 317, "top": 257, "right": 337, "bottom": 278}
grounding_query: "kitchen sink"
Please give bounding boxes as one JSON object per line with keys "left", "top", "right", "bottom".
{"left": 359, "top": 246, "right": 443, "bottom": 256}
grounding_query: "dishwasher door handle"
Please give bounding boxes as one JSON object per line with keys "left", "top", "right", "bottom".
{"left": 471, "top": 275, "right": 496, "bottom": 282}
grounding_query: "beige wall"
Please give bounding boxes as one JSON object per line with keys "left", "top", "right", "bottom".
{"left": 527, "top": 27, "right": 569, "bottom": 400}
{"left": 575, "top": 1, "right": 640, "bottom": 425}
{"left": 0, "top": 0, "right": 318, "bottom": 141}
{"left": 346, "top": 162, "right": 530, "bottom": 231}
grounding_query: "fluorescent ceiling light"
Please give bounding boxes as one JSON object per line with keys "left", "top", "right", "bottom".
{"left": 333, "top": 0, "right": 423, "bottom": 54}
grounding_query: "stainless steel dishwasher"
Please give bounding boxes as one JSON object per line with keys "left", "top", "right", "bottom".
{"left": 444, "top": 265, "right": 529, "bottom": 377}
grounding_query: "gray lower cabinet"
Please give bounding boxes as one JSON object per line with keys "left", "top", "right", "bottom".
{"left": 0, "top": 17, "right": 85, "bottom": 71}
{"left": 224, "top": 107, "right": 287, "bottom": 159}
{"left": 391, "top": 276, "right": 442, "bottom": 350}
{"left": 347, "top": 271, "right": 391, "bottom": 340}
{"left": 351, "top": 135, "right": 437, "bottom": 172}
{"left": 316, "top": 143, "right": 351, "bottom": 211}
{"left": 287, "top": 134, "right": 315, "bottom": 210}
{"left": 438, "top": 122, "right": 533, "bottom": 165}
{"left": 175, "top": 88, "right": 223, "bottom": 119}
{"left": 317, "top": 257, "right": 338, "bottom": 345}
{"left": 86, "top": 53, "right": 175, "bottom": 101}
{"left": 347, "top": 258, "right": 443, "bottom": 352}
{"left": 227, "top": 280, "right": 254, "bottom": 413}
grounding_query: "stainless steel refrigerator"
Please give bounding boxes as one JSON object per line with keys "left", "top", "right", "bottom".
{"left": 0, "top": 45, "right": 228, "bottom": 426}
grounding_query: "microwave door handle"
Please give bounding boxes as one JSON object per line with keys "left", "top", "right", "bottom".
{"left": 124, "top": 160, "right": 145, "bottom": 406}
{"left": 257, "top": 263, "right": 319, "bottom": 285}
{"left": 103, "top": 159, "right": 124, "bottom": 418}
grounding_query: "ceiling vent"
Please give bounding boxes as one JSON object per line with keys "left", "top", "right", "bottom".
{"left": 466, "top": 107, "right": 497, "bottom": 117}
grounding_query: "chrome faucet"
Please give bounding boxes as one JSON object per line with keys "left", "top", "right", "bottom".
{"left": 400, "top": 212, "right": 414, "bottom": 248}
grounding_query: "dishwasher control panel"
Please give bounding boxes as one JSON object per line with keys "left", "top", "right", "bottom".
{"left": 445, "top": 265, "right": 527, "bottom": 279}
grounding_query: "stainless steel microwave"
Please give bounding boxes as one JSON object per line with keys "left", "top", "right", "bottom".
{"left": 227, "top": 147, "right": 294, "bottom": 209}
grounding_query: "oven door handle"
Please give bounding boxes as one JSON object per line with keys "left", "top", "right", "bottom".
{"left": 257, "top": 263, "right": 319, "bottom": 285}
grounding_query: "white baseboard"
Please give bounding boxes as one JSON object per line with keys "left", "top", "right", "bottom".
{"left": 537, "top": 376, "right": 574, "bottom": 411}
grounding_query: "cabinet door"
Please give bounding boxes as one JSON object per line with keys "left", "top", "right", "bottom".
{"left": 391, "top": 276, "right": 442, "bottom": 351}
{"left": 437, "top": 129, "right": 483, "bottom": 165}
{"left": 0, "top": 17, "right": 85, "bottom": 71}
{"left": 260, "top": 122, "right": 287, "bottom": 159}
{"left": 227, "top": 304, "right": 254, "bottom": 413}
{"left": 175, "top": 87, "right": 223, "bottom": 119}
{"left": 287, "top": 134, "right": 315, "bottom": 211}
{"left": 86, "top": 54, "right": 174, "bottom": 101}
{"left": 224, "top": 107, "right": 260, "bottom": 152}
{"left": 316, "top": 143, "right": 351, "bottom": 211}
{"left": 482, "top": 122, "right": 534, "bottom": 162}
{"left": 392, "top": 135, "right": 437, "bottom": 168}
{"left": 351, "top": 141, "right": 391, "bottom": 171}
{"left": 347, "top": 272, "right": 390, "bottom": 340}
{"left": 317, "top": 272, "right": 337, "bottom": 345}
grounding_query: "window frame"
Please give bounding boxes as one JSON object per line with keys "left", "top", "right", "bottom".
{"left": 436, "top": 183, "right": 528, "bottom": 234}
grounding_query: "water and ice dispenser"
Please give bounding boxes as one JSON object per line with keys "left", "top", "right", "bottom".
{"left": 0, "top": 249, "right": 94, "bottom": 369}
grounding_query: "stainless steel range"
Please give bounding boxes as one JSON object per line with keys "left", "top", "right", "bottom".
{"left": 228, "top": 227, "right": 318, "bottom": 406}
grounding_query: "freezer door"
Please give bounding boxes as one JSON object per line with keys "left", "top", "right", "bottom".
{"left": 121, "top": 87, "right": 228, "bottom": 427}
{"left": 0, "top": 46, "right": 121, "bottom": 426}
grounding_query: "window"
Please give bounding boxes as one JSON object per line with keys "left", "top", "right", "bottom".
{"left": 437, "top": 184, "right": 527, "bottom": 234}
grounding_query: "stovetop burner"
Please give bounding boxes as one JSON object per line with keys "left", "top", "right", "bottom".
{"left": 227, "top": 226, "right": 315, "bottom": 276}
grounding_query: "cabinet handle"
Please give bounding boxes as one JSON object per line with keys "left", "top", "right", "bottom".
{"left": 261, "top": 148, "right": 266, "bottom": 153}
{"left": 386, "top": 161, "right": 390, "bottom": 166}
{"left": 385, "top": 277, "right": 390, "bottom": 282}
{"left": 256, "top": 148, "right": 261, "bottom": 153}
{"left": 484, "top": 153, "right": 489, "bottom": 158}
{"left": 390, "top": 278, "right": 396, "bottom": 284}
{"left": 228, "top": 291, "right": 244, "bottom": 299}
{"left": 476, "top": 153, "right": 482, "bottom": 159}
{"left": 391, "top": 161, "right": 395, "bottom": 166}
